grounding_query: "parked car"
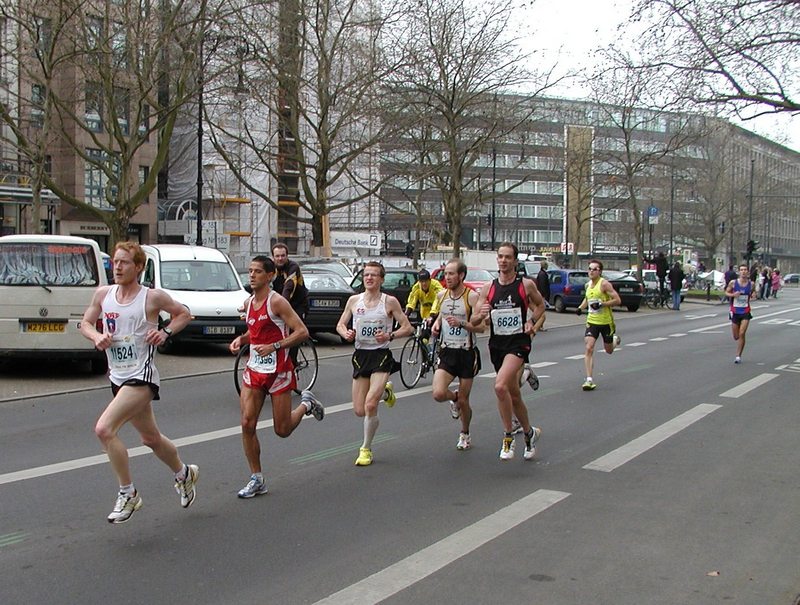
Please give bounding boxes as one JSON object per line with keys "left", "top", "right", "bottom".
{"left": 516, "top": 259, "right": 543, "bottom": 278}
{"left": 296, "top": 257, "right": 353, "bottom": 280}
{"left": 430, "top": 266, "right": 494, "bottom": 292}
{"left": 782, "top": 272, "right": 799, "bottom": 284}
{"left": 139, "top": 244, "right": 248, "bottom": 351}
{"left": 350, "top": 266, "right": 418, "bottom": 308}
{"left": 547, "top": 269, "right": 590, "bottom": 312}
{"left": 603, "top": 270, "right": 645, "bottom": 312}
{"left": 624, "top": 268, "right": 687, "bottom": 301}
{"left": 303, "top": 270, "right": 355, "bottom": 335}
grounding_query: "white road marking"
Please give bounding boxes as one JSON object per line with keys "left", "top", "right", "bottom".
{"left": 668, "top": 333, "right": 687, "bottom": 337}
{"left": 719, "top": 373, "right": 779, "bottom": 398}
{"left": 649, "top": 337, "right": 668, "bottom": 341}
{"left": 689, "top": 306, "right": 800, "bottom": 333}
{"left": 312, "top": 489, "right": 570, "bottom": 605}
{"left": 625, "top": 342, "right": 647, "bottom": 347}
{"left": 564, "top": 354, "right": 585, "bottom": 360}
{"left": 531, "top": 361, "right": 558, "bottom": 368}
{"left": 583, "top": 403, "right": 722, "bottom": 472}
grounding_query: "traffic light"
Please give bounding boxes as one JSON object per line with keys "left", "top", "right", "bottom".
{"left": 746, "top": 239, "right": 759, "bottom": 258}
{"left": 405, "top": 242, "right": 414, "bottom": 257}
{"left": 485, "top": 214, "right": 492, "bottom": 226}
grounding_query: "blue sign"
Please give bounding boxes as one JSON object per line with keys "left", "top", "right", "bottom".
{"left": 647, "top": 205, "right": 659, "bottom": 217}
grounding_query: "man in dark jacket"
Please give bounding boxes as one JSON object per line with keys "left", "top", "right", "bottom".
{"left": 667, "top": 262, "right": 685, "bottom": 311}
{"left": 534, "top": 261, "right": 550, "bottom": 331}
{"left": 645, "top": 252, "right": 669, "bottom": 296}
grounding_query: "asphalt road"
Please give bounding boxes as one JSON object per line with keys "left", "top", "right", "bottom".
{"left": 2, "top": 292, "right": 799, "bottom": 605}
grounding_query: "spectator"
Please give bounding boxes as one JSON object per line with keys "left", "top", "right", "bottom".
{"left": 667, "top": 261, "right": 685, "bottom": 311}
{"left": 645, "top": 252, "right": 668, "bottom": 295}
{"left": 534, "top": 261, "right": 550, "bottom": 331}
{"left": 771, "top": 269, "right": 782, "bottom": 298}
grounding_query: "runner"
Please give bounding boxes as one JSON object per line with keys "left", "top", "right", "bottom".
{"left": 724, "top": 263, "right": 754, "bottom": 364}
{"left": 229, "top": 256, "right": 324, "bottom": 498}
{"left": 577, "top": 259, "right": 621, "bottom": 391}
{"left": 430, "top": 259, "right": 484, "bottom": 450}
{"left": 80, "top": 241, "right": 198, "bottom": 524}
{"left": 471, "top": 242, "right": 546, "bottom": 461}
{"left": 336, "top": 261, "right": 414, "bottom": 466}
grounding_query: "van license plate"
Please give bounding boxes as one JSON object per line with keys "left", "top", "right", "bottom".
{"left": 25, "top": 322, "right": 66, "bottom": 333}
{"left": 311, "top": 299, "right": 340, "bottom": 308}
{"left": 203, "top": 326, "right": 235, "bottom": 335}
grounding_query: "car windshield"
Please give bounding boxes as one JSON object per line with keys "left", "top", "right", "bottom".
{"left": 466, "top": 268, "right": 494, "bottom": 281}
{"left": 0, "top": 242, "right": 100, "bottom": 286}
{"left": 302, "top": 262, "right": 352, "bottom": 279}
{"left": 305, "top": 273, "right": 351, "bottom": 292}
{"left": 160, "top": 260, "right": 241, "bottom": 291}
{"left": 604, "top": 270, "right": 632, "bottom": 280}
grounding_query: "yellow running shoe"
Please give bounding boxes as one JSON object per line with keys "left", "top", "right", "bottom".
{"left": 383, "top": 381, "right": 396, "bottom": 408}
{"left": 355, "top": 447, "right": 373, "bottom": 466}
{"left": 582, "top": 380, "right": 597, "bottom": 391}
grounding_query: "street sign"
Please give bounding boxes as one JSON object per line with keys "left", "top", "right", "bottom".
{"left": 330, "top": 230, "right": 382, "bottom": 250}
{"left": 647, "top": 206, "right": 659, "bottom": 217}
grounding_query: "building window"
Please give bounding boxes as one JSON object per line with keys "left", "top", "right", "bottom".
{"left": 139, "top": 165, "right": 150, "bottom": 188}
{"left": 114, "top": 87, "right": 129, "bottom": 135}
{"left": 85, "top": 148, "right": 118, "bottom": 209}
{"left": 30, "top": 84, "right": 45, "bottom": 128}
{"left": 138, "top": 104, "right": 150, "bottom": 139}
{"left": 85, "top": 83, "right": 103, "bottom": 132}
{"left": 34, "top": 16, "right": 52, "bottom": 57}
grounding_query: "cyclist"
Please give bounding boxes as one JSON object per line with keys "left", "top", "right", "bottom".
{"left": 406, "top": 269, "right": 443, "bottom": 356}
{"left": 228, "top": 256, "right": 324, "bottom": 498}
{"left": 271, "top": 243, "right": 309, "bottom": 366}
{"left": 431, "top": 259, "right": 484, "bottom": 450}
{"left": 577, "top": 259, "right": 621, "bottom": 391}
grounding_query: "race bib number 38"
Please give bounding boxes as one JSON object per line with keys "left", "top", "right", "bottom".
{"left": 491, "top": 307, "right": 523, "bottom": 335}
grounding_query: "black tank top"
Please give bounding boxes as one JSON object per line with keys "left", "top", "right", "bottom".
{"left": 486, "top": 277, "right": 530, "bottom": 351}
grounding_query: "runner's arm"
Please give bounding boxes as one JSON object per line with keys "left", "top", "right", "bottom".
{"left": 336, "top": 295, "right": 358, "bottom": 342}
{"left": 80, "top": 286, "right": 113, "bottom": 350}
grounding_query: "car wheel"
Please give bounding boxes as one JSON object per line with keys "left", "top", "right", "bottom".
{"left": 627, "top": 304, "right": 639, "bottom": 312}
{"left": 553, "top": 296, "right": 565, "bottom": 313}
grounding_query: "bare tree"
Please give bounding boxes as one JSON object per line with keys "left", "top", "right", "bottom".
{"left": 384, "top": 0, "right": 558, "bottom": 258}
{"left": 632, "top": 0, "right": 800, "bottom": 118}
{"left": 204, "top": 0, "right": 406, "bottom": 251}
{"left": 589, "top": 50, "right": 703, "bottom": 272}
{"left": 1, "top": 0, "right": 205, "bottom": 244}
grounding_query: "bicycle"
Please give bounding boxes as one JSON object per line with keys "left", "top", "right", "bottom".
{"left": 644, "top": 287, "right": 673, "bottom": 310}
{"left": 399, "top": 323, "right": 440, "bottom": 389}
{"left": 233, "top": 338, "right": 319, "bottom": 396}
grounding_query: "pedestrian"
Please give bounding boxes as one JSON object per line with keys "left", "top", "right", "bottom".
{"left": 667, "top": 261, "right": 685, "bottom": 311}
{"left": 577, "top": 259, "right": 622, "bottom": 391}
{"left": 430, "top": 259, "right": 484, "bottom": 450}
{"left": 470, "top": 242, "right": 546, "bottom": 461}
{"left": 645, "top": 251, "right": 668, "bottom": 296}
{"left": 724, "top": 263, "right": 754, "bottom": 364}
{"left": 534, "top": 260, "right": 550, "bottom": 332}
{"left": 761, "top": 267, "right": 771, "bottom": 299}
{"left": 80, "top": 241, "right": 198, "bottom": 524}
{"left": 228, "top": 256, "right": 325, "bottom": 498}
{"left": 336, "top": 261, "right": 414, "bottom": 466}
{"left": 771, "top": 269, "right": 782, "bottom": 298}
{"left": 271, "top": 242, "right": 309, "bottom": 367}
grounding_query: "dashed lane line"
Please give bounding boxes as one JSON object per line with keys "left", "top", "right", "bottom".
{"left": 312, "top": 489, "right": 570, "bottom": 605}
{"left": 719, "top": 373, "right": 778, "bottom": 398}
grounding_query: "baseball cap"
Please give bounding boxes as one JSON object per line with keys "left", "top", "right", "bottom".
{"left": 418, "top": 269, "right": 431, "bottom": 280}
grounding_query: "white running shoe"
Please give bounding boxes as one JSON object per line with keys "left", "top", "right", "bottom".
{"left": 734, "top": 356, "right": 742, "bottom": 364}
{"left": 456, "top": 432, "right": 471, "bottom": 450}
{"left": 510, "top": 416, "right": 523, "bottom": 435}
{"left": 449, "top": 394, "right": 460, "bottom": 420}
{"left": 107, "top": 491, "right": 142, "bottom": 524}
{"left": 524, "top": 364, "right": 540, "bottom": 390}
{"left": 301, "top": 390, "right": 325, "bottom": 420}
{"left": 612, "top": 333, "right": 621, "bottom": 350}
{"left": 499, "top": 436, "right": 515, "bottom": 460}
{"left": 237, "top": 474, "right": 269, "bottom": 498}
{"left": 523, "top": 427, "right": 542, "bottom": 461}
{"left": 175, "top": 464, "right": 199, "bottom": 508}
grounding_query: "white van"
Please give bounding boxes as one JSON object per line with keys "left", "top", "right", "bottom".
{"left": 139, "top": 244, "right": 248, "bottom": 351}
{"left": 0, "top": 234, "right": 109, "bottom": 374}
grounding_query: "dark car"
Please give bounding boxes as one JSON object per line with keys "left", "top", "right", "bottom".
{"left": 547, "top": 269, "right": 590, "bottom": 312}
{"left": 350, "top": 267, "right": 418, "bottom": 308}
{"left": 303, "top": 270, "right": 355, "bottom": 335}
{"left": 602, "top": 270, "right": 645, "bottom": 312}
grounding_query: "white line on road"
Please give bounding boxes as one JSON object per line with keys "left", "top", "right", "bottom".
{"left": 689, "top": 306, "right": 800, "bottom": 333}
{"left": 312, "top": 489, "right": 570, "bottom": 605}
{"left": 564, "top": 354, "right": 584, "bottom": 360}
{"left": 719, "top": 373, "right": 778, "bottom": 398}
{"left": 668, "top": 333, "right": 687, "bottom": 337}
{"left": 649, "top": 337, "right": 668, "bottom": 341}
{"left": 583, "top": 403, "right": 722, "bottom": 472}
{"left": 625, "top": 342, "right": 647, "bottom": 347}
{"left": 531, "top": 361, "right": 558, "bottom": 368}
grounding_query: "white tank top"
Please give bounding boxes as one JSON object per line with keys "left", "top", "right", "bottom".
{"left": 439, "top": 290, "right": 473, "bottom": 349}
{"left": 353, "top": 293, "right": 392, "bottom": 350}
{"left": 101, "top": 285, "right": 160, "bottom": 386}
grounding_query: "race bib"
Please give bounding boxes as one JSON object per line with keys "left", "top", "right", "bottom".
{"left": 356, "top": 317, "right": 385, "bottom": 346}
{"left": 248, "top": 348, "right": 277, "bottom": 373}
{"left": 735, "top": 294, "right": 749, "bottom": 308}
{"left": 588, "top": 298, "right": 603, "bottom": 314}
{"left": 109, "top": 334, "right": 139, "bottom": 371}
{"left": 442, "top": 320, "right": 469, "bottom": 346}
{"left": 491, "top": 307, "right": 523, "bottom": 335}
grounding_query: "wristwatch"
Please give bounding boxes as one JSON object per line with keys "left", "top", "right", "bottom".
{"left": 162, "top": 327, "right": 173, "bottom": 336}
{"left": 273, "top": 341, "right": 282, "bottom": 350}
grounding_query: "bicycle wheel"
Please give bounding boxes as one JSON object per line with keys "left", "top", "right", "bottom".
{"left": 293, "top": 339, "right": 319, "bottom": 394}
{"left": 399, "top": 337, "right": 424, "bottom": 389}
{"left": 645, "top": 290, "right": 660, "bottom": 310}
{"left": 665, "top": 293, "right": 674, "bottom": 310}
{"left": 234, "top": 344, "right": 249, "bottom": 396}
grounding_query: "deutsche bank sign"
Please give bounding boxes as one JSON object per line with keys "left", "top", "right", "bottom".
{"left": 331, "top": 231, "right": 382, "bottom": 250}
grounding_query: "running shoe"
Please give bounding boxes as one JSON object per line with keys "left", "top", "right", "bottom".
{"left": 510, "top": 416, "right": 523, "bottom": 435}
{"left": 456, "top": 432, "right": 472, "bottom": 450}
{"left": 734, "top": 356, "right": 742, "bottom": 364}
{"left": 107, "top": 491, "right": 142, "bottom": 524}
{"left": 237, "top": 474, "right": 269, "bottom": 499}
{"left": 355, "top": 447, "right": 373, "bottom": 466}
{"left": 174, "top": 464, "right": 199, "bottom": 508}
{"left": 523, "top": 427, "right": 542, "bottom": 461}
{"left": 499, "top": 436, "right": 515, "bottom": 460}
{"left": 524, "top": 364, "right": 540, "bottom": 390}
{"left": 449, "top": 391, "right": 460, "bottom": 420}
{"left": 520, "top": 366, "right": 530, "bottom": 387}
{"left": 612, "top": 333, "right": 621, "bottom": 349}
{"left": 301, "top": 390, "right": 325, "bottom": 420}
{"left": 383, "top": 381, "right": 396, "bottom": 408}
{"left": 582, "top": 379, "right": 597, "bottom": 391}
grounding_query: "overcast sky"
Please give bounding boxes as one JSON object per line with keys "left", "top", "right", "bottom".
{"left": 513, "top": 0, "right": 799, "bottom": 152}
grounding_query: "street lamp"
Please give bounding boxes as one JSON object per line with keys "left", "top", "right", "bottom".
{"left": 195, "top": 34, "right": 205, "bottom": 247}
{"left": 491, "top": 144, "right": 496, "bottom": 250}
{"left": 669, "top": 168, "right": 674, "bottom": 264}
